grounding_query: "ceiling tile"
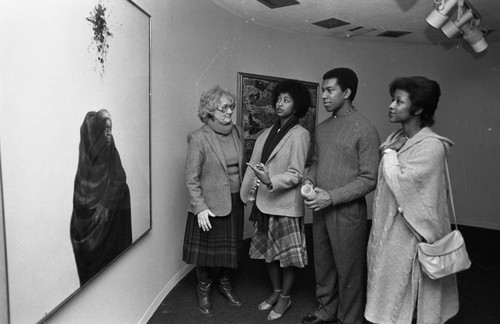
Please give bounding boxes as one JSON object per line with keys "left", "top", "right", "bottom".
{"left": 313, "top": 17, "right": 350, "bottom": 29}
{"left": 256, "top": 0, "right": 300, "bottom": 9}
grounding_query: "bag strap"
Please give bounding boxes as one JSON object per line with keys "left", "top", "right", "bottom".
{"left": 444, "top": 157, "right": 458, "bottom": 229}
{"left": 403, "top": 214, "right": 423, "bottom": 243}
{"left": 402, "top": 151, "right": 456, "bottom": 242}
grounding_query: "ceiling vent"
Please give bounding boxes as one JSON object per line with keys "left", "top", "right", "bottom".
{"left": 348, "top": 26, "right": 365, "bottom": 32}
{"left": 256, "top": 0, "right": 300, "bottom": 9}
{"left": 313, "top": 17, "right": 350, "bottom": 29}
{"left": 377, "top": 30, "right": 411, "bottom": 38}
{"left": 345, "top": 26, "right": 377, "bottom": 38}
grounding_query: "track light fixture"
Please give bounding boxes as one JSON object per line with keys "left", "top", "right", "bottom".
{"left": 441, "top": 9, "right": 473, "bottom": 38}
{"left": 426, "top": 0, "right": 488, "bottom": 53}
{"left": 426, "top": 0, "right": 459, "bottom": 28}
{"left": 461, "top": 22, "right": 488, "bottom": 53}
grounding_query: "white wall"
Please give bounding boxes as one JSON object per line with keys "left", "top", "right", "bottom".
{"left": 1, "top": 0, "right": 499, "bottom": 323}
{"left": 0, "top": 170, "right": 8, "bottom": 324}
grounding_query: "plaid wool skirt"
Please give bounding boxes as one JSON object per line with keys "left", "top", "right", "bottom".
{"left": 249, "top": 212, "right": 308, "bottom": 268}
{"left": 183, "top": 193, "right": 243, "bottom": 269}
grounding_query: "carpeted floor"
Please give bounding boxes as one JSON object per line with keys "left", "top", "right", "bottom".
{"left": 148, "top": 224, "right": 500, "bottom": 324}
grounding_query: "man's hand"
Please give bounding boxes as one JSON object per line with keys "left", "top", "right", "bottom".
{"left": 197, "top": 209, "right": 215, "bottom": 231}
{"left": 304, "top": 187, "right": 332, "bottom": 211}
{"left": 303, "top": 179, "right": 313, "bottom": 186}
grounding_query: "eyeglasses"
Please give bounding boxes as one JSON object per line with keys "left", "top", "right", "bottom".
{"left": 217, "top": 103, "right": 236, "bottom": 113}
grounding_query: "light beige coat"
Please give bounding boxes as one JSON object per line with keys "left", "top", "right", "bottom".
{"left": 365, "top": 127, "right": 459, "bottom": 324}
{"left": 240, "top": 124, "right": 310, "bottom": 217}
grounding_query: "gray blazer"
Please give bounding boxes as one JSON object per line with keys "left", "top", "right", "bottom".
{"left": 240, "top": 124, "right": 310, "bottom": 217}
{"left": 185, "top": 124, "right": 244, "bottom": 216}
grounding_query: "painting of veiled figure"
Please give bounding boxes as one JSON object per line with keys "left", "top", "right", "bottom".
{"left": 0, "top": 0, "right": 151, "bottom": 323}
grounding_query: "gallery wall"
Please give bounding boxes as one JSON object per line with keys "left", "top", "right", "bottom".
{"left": 0, "top": 177, "right": 8, "bottom": 324}
{"left": 1, "top": 0, "right": 499, "bottom": 323}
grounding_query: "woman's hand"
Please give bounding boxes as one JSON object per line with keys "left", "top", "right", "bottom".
{"left": 246, "top": 162, "right": 271, "bottom": 185}
{"left": 385, "top": 136, "right": 407, "bottom": 152}
{"left": 197, "top": 209, "right": 215, "bottom": 231}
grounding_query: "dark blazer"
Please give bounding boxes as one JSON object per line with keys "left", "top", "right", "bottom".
{"left": 240, "top": 124, "right": 310, "bottom": 217}
{"left": 185, "top": 124, "right": 244, "bottom": 216}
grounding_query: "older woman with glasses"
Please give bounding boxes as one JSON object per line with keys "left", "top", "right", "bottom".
{"left": 183, "top": 85, "right": 245, "bottom": 315}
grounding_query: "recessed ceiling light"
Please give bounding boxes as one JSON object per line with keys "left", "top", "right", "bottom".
{"left": 256, "top": 0, "right": 300, "bottom": 9}
{"left": 313, "top": 17, "right": 350, "bottom": 29}
{"left": 377, "top": 30, "right": 412, "bottom": 38}
{"left": 348, "top": 26, "right": 365, "bottom": 32}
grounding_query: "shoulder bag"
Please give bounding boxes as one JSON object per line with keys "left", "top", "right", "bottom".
{"left": 408, "top": 158, "right": 472, "bottom": 279}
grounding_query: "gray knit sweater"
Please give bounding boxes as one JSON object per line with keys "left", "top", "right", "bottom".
{"left": 305, "top": 109, "right": 380, "bottom": 204}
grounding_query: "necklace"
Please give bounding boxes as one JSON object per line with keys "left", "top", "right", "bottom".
{"left": 333, "top": 107, "right": 354, "bottom": 118}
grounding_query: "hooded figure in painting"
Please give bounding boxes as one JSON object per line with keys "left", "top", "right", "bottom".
{"left": 70, "top": 109, "right": 132, "bottom": 286}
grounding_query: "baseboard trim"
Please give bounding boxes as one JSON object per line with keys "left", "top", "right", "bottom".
{"left": 457, "top": 219, "right": 500, "bottom": 231}
{"left": 138, "top": 263, "right": 195, "bottom": 324}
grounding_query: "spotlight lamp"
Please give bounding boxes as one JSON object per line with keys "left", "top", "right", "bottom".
{"left": 425, "top": 0, "right": 488, "bottom": 53}
{"left": 426, "top": 0, "right": 459, "bottom": 28}
{"left": 441, "top": 9, "right": 473, "bottom": 38}
{"left": 461, "top": 21, "right": 488, "bottom": 53}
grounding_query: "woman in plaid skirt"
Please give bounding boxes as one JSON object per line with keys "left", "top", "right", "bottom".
{"left": 241, "top": 79, "right": 311, "bottom": 321}
{"left": 183, "top": 85, "right": 245, "bottom": 315}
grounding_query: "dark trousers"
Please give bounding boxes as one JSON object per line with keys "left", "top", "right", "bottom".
{"left": 312, "top": 199, "right": 367, "bottom": 324}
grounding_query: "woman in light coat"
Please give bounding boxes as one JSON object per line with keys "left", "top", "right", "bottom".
{"left": 365, "top": 76, "right": 459, "bottom": 324}
{"left": 183, "top": 85, "right": 245, "bottom": 315}
{"left": 241, "top": 79, "right": 311, "bottom": 321}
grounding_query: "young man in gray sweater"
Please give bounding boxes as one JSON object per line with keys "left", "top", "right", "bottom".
{"left": 301, "top": 68, "right": 380, "bottom": 324}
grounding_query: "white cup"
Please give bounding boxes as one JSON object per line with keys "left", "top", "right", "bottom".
{"left": 301, "top": 184, "right": 316, "bottom": 199}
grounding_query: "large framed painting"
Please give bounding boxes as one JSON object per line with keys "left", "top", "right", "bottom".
{"left": 237, "top": 72, "right": 319, "bottom": 164}
{"left": 0, "top": 0, "right": 151, "bottom": 323}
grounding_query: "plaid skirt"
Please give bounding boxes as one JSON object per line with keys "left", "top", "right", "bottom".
{"left": 183, "top": 193, "right": 243, "bottom": 269}
{"left": 249, "top": 213, "right": 308, "bottom": 268}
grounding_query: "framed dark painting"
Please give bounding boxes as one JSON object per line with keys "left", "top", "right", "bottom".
{"left": 0, "top": 0, "right": 151, "bottom": 323}
{"left": 237, "top": 72, "right": 319, "bottom": 164}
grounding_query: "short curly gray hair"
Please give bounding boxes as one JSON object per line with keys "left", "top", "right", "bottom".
{"left": 198, "top": 85, "right": 235, "bottom": 123}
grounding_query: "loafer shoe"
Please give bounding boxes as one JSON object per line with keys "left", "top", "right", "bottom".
{"left": 301, "top": 314, "right": 337, "bottom": 324}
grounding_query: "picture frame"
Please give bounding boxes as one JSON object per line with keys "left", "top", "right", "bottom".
{"left": 0, "top": 1, "right": 151, "bottom": 323}
{"left": 237, "top": 72, "right": 319, "bottom": 164}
